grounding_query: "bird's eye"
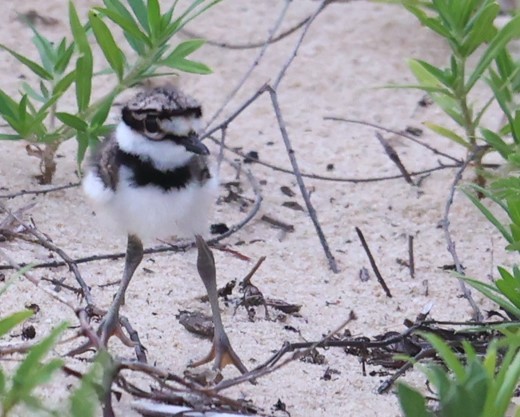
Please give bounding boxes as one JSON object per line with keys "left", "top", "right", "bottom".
{"left": 145, "top": 117, "right": 159, "bottom": 133}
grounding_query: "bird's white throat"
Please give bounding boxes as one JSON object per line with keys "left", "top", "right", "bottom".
{"left": 116, "top": 119, "right": 203, "bottom": 171}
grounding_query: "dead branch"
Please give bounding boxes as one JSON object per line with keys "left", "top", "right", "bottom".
{"left": 205, "top": 0, "right": 292, "bottom": 128}
{"left": 0, "top": 247, "right": 76, "bottom": 310}
{"left": 324, "top": 117, "right": 462, "bottom": 164}
{"left": 442, "top": 152, "right": 483, "bottom": 321}
{"left": 0, "top": 182, "right": 80, "bottom": 199}
{"left": 375, "top": 132, "right": 414, "bottom": 185}
{"left": 181, "top": 12, "right": 312, "bottom": 50}
{"left": 355, "top": 227, "right": 392, "bottom": 298}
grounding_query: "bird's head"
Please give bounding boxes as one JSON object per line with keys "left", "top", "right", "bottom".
{"left": 121, "top": 86, "right": 209, "bottom": 156}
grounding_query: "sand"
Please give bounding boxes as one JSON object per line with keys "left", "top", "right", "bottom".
{"left": 0, "top": 1, "right": 516, "bottom": 416}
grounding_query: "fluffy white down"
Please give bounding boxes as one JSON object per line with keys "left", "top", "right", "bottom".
{"left": 82, "top": 170, "right": 114, "bottom": 205}
{"left": 87, "top": 166, "right": 218, "bottom": 241}
{"left": 83, "top": 120, "right": 218, "bottom": 242}
{"left": 116, "top": 122, "right": 194, "bottom": 170}
{"left": 112, "top": 167, "right": 217, "bottom": 240}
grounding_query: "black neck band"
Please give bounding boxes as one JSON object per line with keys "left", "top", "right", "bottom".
{"left": 116, "top": 150, "right": 192, "bottom": 191}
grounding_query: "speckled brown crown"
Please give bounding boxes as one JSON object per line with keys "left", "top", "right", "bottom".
{"left": 121, "top": 86, "right": 202, "bottom": 139}
{"left": 124, "top": 86, "right": 202, "bottom": 117}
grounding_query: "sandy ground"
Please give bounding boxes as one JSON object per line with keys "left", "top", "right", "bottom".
{"left": 0, "top": 1, "right": 517, "bottom": 416}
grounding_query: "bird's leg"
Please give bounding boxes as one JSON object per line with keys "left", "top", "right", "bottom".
{"left": 68, "top": 234, "right": 143, "bottom": 356}
{"left": 190, "top": 235, "right": 248, "bottom": 374}
{"left": 99, "top": 234, "right": 143, "bottom": 346}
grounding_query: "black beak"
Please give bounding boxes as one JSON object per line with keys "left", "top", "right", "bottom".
{"left": 178, "top": 133, "right": 210, "bottom": 155}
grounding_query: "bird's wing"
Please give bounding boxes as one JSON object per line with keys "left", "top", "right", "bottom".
{"left": 90, "top": 135, "right": 121, "bottom": 191}
{"left": 188, "top": 155, "right": 212, "bottom": 184}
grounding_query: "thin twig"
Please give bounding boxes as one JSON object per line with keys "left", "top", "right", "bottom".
{"left": 241, "top": 256, "right": 266, "bottom": 287}
{"left": 213, "top": 311, "right": 356, "bottom": 391}
{"left": 0, "top": 201, "right": 93, "bottom": 305}
{"left": 268, "top": 86, "right": 339, "bottom": 273}
{"left": 355, "top": 227, "right": 392, "bottom": 298}
{"left": 26, "top": 220, "right": 93, "bottom": 305}
{"left": 273, "top": 0, "right": 330, "bottom": 89}
{"left": 0, "top": 248, "right": 76, "bottom": 310}
{"left": 0, "top": 182, "right": 80, "bottom": 199}
{"left": 181, "top": 12, "right": 311, "bottom": 50}
{"left": 119, "top": 316, "right": 147, "bottom": 363}
{"left": 377, "top": 348, "right": 436, "bottom": 394}
{"left": 206, "top": 134, "right": 462, "bottom": 183}
{"left": 260, "top": 214, "right": 295, "bottom": 232}
{"left": 216, "top": 126, "right": 227, "bottom": 175}
{"left": 408, "top": 235, "right": 415, "bottom": 279}
{"left": 442, "top": 153, "right": 483, "bottom": 321}
{"left": 375, "top": 132, "right": 414, "bottom": 185}
{"left": 324, "top": 117, "right": 462, "bottom": 163}
{"left": 205, "top": 0, "right": 292, "bottom": 128}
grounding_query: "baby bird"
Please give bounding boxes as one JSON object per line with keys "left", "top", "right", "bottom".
{"left": 77, "top": 85, "right": 247, "bottom": 374}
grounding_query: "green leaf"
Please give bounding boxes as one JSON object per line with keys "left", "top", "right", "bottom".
{"left": 481, "top": 128, "right": 512, "bottom": 159}
{"left": 409, "top": 59, "right": 465, "bottom": 125}
{"left": 91, "top": 96, "right": 114, "bottom": 127}
{"left": 163, "top": 58, "right": 212, "bottom": 74}
{"left": 76, "top": 131, "right": 90, "bottom": 166}
{"left": 13, "top": 323, "right": 67, "bottom": 382}
{"left": 494, "top": 348, "right": 520, "bottom": 416}
{"left": 423, "top": 333, "right": 466, "bottom": 381}
{"left": 75, "top": 54, "right": 93, "bottom": 112}
{"left": 56, "top": 112, "right": 88, "bottom": 131}
{"left": 404, "top": 4, "right": 451, "bottom": 38}
{"left": 413, "top": 59, "right": 454, "bottom": 88}
{"left": 0, "top": 44, "right": 52, "bottom": 80}
{"left": 425, "top": 122, "right": 469, "bottom": 148}
{"left": 127, "top": 0, "right": 150, "bottom": 33}
{"left": 0, "top": 310, "right": 33, "bottom": 337}
{"left": 467, "top": 13, "right": 520, "bottom": 91}
{"left": 53, "top": 70, "right": 77, "bottom": 96}
{"left": 54, "top": 41, "right": 75, "bottom": 75}
{"left": 69, "top": 351, "right": 112, "bottom": 417}
{"left": 94, "top": 7, "right": 151, "bottom": 47}
{"left": 462, "top": 187, "right": 513, "bottom": 243}
{"left": 147, "top": 0, "right": 161, "bottom": 40}
{"left": 21, "top": 82, "right": 46, "bottom": 103}
{"left": 0, "top": 371, "right": 5, "bottom": 395}
{"left": 461, "top": 275, "right": 520, "bottom": 318}
{"left": 0, "top": 133, "right": 22, "bottom": 140}
{"left": 461, "top": 2, "right": 499, "bottom": 57}
{"left": 89, "top": 11, "right": 125, "bottom": 80}
{"left": 69, "top": 1, "right": 90, "bottom": 53}
{"left": 397, "top": 383, "right": 433, "bottom": 417}
{"left": 165, "top": 39, "right": 206, "bottom": 60}
{"left": 4, "top": 323, "right": 67, "bottom": 412}
{"left": 70, "top": 1, "right": 93, "bottom": 111}
{"left": 30, "top": 27, "right": 56, "bottom": 74}
{"left": 0, "top": 89, "right": 20, "bottom": 119}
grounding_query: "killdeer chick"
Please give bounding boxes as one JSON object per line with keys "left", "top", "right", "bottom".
{"left": 76, "top": 86, "right": 247, "bottom": 374}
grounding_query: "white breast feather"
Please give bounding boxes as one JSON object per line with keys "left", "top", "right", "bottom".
{"left": 82, "top": 170, "right": 115, "bottom": 204}
{"left": 116, "top": 123, "right": 193, "bottom": 171}
{"left": 85, "top": 166, "right": 218, "bottom": 242}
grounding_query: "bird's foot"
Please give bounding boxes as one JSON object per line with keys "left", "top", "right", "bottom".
{"left": 67, "top": 306, "right": 146, "bottom": 362}
{"left": 189, "top": 331, "right": 248, "bottom": 375}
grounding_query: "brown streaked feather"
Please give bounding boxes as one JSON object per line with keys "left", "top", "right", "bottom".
{"left": 125, "top": 86, "right": 201, "bottom": 117}
{"left": 90, "top": 134, "right": 121, "bottom": 191}
{"left": 188, "top": 155, "right": 212, "bottom": 184}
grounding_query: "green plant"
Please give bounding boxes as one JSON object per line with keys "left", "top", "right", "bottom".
{"left": 401, "top": 0, "right": 520, "bottom": 181}
{"left": 398, "top": 333, "right": 520, "bottom": 417}
{"left": 0, "top": 309, "right": 113, "bottom": 417}
{"left": 459, "top": 178, "right": 520, "bottom": 319}
{"left": 0, "top": 0, "right": 219, "bottom": 183}
{"left": 0, "top": 309, "right": 65, "bottom": 416}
